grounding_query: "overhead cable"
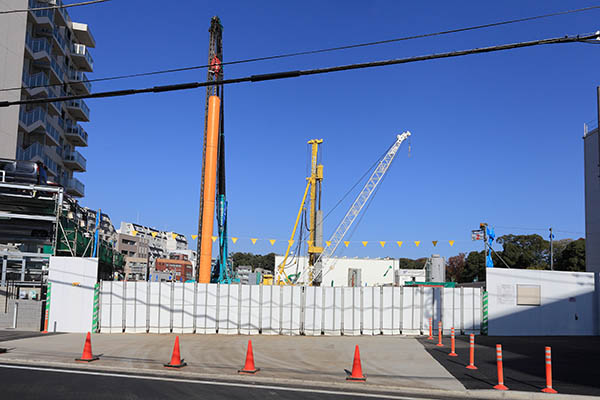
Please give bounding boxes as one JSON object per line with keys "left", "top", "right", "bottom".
{"left": 1, "top": 31, "right": 598, "bottom": 109}
{"left": 2, "top": 5, "right": 599, "bottom": 92}
{"left": 0, "top": 0, "right": 110, "bottom": 14}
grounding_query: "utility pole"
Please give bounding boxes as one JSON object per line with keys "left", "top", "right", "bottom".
{"left": 549, "top": 227, "right": 554, "bottom": 271}
{"left": 597, "top": 86, "right": 600, "bottom": 179}
{"left": 480, "top": 222, "right": 488, "bottom": 263}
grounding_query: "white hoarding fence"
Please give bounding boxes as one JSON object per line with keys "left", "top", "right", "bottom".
{"left": 99, "top": 282, "right": 482, "bottom": 335}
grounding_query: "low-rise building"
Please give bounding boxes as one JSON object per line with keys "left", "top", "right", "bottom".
{"left": 154, "top": 253, "right": 193, "bottom": 282}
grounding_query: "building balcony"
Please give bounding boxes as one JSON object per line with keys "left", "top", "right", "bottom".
{"left": 68, "top": 69, "right": 91, "bottom": 94}
{"left": 25, "top": 33, "right": 51, "bottom": 63}
{"left": 66, "top": 177, "right": 85, "bottom": 197}
{"left": 18, "top": 107, "right": 60, "bottom": 147}
{"left": 22, "top": 71, "right": 49, "bottom": 97}
{"left": 28, "top": 0, "right": 54, "bottom": 28}
{"left": 64, "top": 123, "right": 88, "bottom": 147}
{"left": 53, "top": 0, "right": 71, "bottom": 27}
{"left": 71, "top": 21, "right": 96, "bottom": 48}
{"left": 66, "top": 98, "right": 90, "bottom": 121}
{"left": 63, "top": 150, "right": 87, "bottom": 172}
{"left": 17, "top": 142, "right": 58, "bottom": 176}
{"left": 71, "top": 43, "right": 93, "bottom": 72}
{"left": 46, "top": 85, "right": 62, "bottom": 115}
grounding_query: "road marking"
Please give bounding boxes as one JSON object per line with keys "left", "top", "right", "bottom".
{"left": 0, "top": 363, "right": 426, "bottom": 399}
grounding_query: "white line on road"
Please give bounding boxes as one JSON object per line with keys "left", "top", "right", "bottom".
{"left": 0, "top": 363, "right": 427, "bottom": 399}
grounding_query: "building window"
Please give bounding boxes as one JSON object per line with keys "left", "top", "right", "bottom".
{"left": 516, "top": 285, "right": 541, "bottom": 306}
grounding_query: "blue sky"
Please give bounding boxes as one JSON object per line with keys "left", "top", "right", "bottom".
{"left": 69, "top": 0, "right": 599, "bottom": 259}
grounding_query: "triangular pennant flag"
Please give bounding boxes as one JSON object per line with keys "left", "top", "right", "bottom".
{"left": 231, "top": 237, "right": 238, "bottom": 244}
{"left": 326, "top": 241, "right": 331, "bottom": 247}
{"left": 151, "top": 232, "right": 157, "bottom": 238}
{"left": 211, "top": 236, "right": 217, "bottom": 242}
{"left": 432, "top": 240, "right": 438, "bottom": 247}
{"left": 344, "top": 241, "right": 350, "bottom": 247}
{"left": 414, "top": 241, "right": 421, "bottom": 247}
{"left": 396, "top": 241, "right": 403, "bottom": 247}
{"left": 251, "top": 238, "right": 258, "bottom": 245}
{"left": 131, "top": 230, "right": 137, "bottom": 237}
{"left": 362, "top": 241, "right": 368, "bottom": 247}
{"left": 379, "top": 241, "right": 386, "bottom": 248}
{"left": 288, "top": 240, "right": 294, "bottom": 246}
{"left": 449, "top": 240, "right": 455, "bottom": 246}
{"left": 172, "top": 233, "right": 177, "bottom": 240}
{"left": 191, "top": 234, "right": 197, "bottom": 240}
{"left": 269, "top": 239, "right": 276, "bottom": 246}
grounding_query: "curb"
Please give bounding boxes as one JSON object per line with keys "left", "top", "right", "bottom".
{"left": 0, "top": 357, "right": 595, "bottom": 400}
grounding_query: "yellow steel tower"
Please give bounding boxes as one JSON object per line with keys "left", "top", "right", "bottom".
{"left": 276, "top": 139, "right": 323, "bottom": 285}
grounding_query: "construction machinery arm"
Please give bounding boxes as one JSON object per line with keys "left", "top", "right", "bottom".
{"left": 310, "top": 131, "right": 411, "bottom": 285}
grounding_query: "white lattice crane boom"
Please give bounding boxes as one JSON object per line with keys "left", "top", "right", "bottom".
{"left": 310, "top": 131, "right": 411, "bottom": 285}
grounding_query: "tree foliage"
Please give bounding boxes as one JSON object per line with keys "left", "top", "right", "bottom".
{"left": 446, "top": 253, "right": 465, "bottom": 282}
{"left": 231, "top": 252, "right": 276, "bottom": 271}
{"left": 555, "top": 238, "right": 585, "bottom": 272}
{"left": 495, "top": 234, "right": 550, "bottom": 269}
{"left": 398, "top": 257, "right": 427, "bottom": 269}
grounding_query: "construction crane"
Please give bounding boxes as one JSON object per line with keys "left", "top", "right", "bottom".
{"left": 196, "top": 16, "right": 235, "bottom": 284}
{"left": 310, "top": 132, "right": 411, "bottom": 285}
{"left": 276, "top": 139, "right": 323, "bottom": 285}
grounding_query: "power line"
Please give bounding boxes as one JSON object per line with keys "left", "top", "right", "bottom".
{"left": 2, "top": 4, "right": 600, "bottom": 93}
{"left": 0, "top": 0, "right": 110, "bottom": 14}
{"left": 2, "top": 31, "right": 598, "bottom": 109}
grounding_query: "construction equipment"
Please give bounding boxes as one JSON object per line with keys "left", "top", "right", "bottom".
{"left": 310, "top": 132, "right": 411, "bottom": 285}
{"left": 276, "top": 139, "right": 323, "bottom": 285}
{"left": 196, "top": 16, "right": 234, "bottom": 284}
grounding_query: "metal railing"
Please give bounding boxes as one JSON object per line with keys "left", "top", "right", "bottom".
{"left": 29, "top": 0, "right": 54, "bottom": 21}
{"left": 23, "top": 71, "right": 49, "bottom": 89}
{"left": 18, "top": 142, "right": 58, "bottom": 175}
{"left": 26, "top": 33, "right": 51, "bottom": 54}
{"left": 66, "top": 98, "right": 90, "bottom": 118}
{"left": 67, "top": 177, "right": 85, "bottom": 195}
{"left": 66, "top": 123, "right": 88, "bottom": 143}
{"left": 64, "top": 150, "right": 87, "bottom": 170}
{"left": 68, "top": 69, "right": 92, "bottom": 92}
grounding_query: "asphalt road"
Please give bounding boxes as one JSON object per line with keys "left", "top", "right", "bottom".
{"left": 419, "top": 335, "right": 600, "bottom": 396}
{"left": 0, "top": 363, "right": 448, "bottom": 400}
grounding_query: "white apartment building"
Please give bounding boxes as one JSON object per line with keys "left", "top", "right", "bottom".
{"left": 0, "top": 0, "right": 94, "bottom": 197}
{"left": 274, "top": 255, "right": 426, "bottom": 287}
{"left": 118, "top": 221, "right": 189, "bottom": 261}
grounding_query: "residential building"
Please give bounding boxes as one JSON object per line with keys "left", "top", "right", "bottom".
{"left": 584, "top": 122, "right": 600, "bottom": 272}
{"left": 0, "top": 0, "right": 95, "bottom": 198}
{"left": 118, "top": 222, "right": 188, "bottom": 260}
{"left": 154, "top": 253, "right": 193, "bottom": 282}
{"left": 236, "top": 265, "right": 252, "bottom": 284}
{"left": 116, "top": 232, "right": 149, "bottom": 280}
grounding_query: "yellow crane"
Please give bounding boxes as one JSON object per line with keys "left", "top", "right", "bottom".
{"left": 276, "top": 139, "right": 323, "bottom": 285}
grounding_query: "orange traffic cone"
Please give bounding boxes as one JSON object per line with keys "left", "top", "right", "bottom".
{"left": 164, "top": 336, "right": 187, "bottom": 369}
{"left": 346, "top": 345, "right": 366, "bottom": 381}
{"left": 75, "top": 332, "right": 99, "bottom": 362}
{"left": 238, "top": 340, "right": 260, "bottom": 374}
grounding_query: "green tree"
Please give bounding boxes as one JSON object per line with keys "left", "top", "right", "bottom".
{"left": 398, "top": 258, "right": 427, "bottom": 269}
{"left": 231, "top": 252, "right": 276, "bottom": 272}
{"left": 555, "top": 238, "right": 585, "bottom": 272}
{"left": 460, "top": 251, "right": 485, "bottom": 282}
{"left": 496, "top": 234, "right": 549, "bottom": 269}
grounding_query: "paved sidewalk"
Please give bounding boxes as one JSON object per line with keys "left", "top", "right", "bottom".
{"left": 0, "top": 333, "right": 463, "bottom": 391}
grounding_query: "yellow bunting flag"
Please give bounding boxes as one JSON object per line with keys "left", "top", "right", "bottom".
{"left": 172, "top": 233, "right": 177, "bottom": 240}
{"left": 344, "top": 241, "right": 350, "bottom": 247}
{"left": 397, "top": 241, "right": 403, "bottom": 247}
{"left": 326, "top": 241, "right": 331, "bottom": 247}
{"left": 414, "top": 241, "right": 421, "bottom": 247}
{"left": 449, "top": 240, "right": 455, "bottom": 246}
{"left": 231, "top": 237, "right": 238, "bottom": 244}
{"left": 269, "top": 239, "right": 276, "bottom": 246}
{"left": 151, "top": 232, "right": 157, "bottom": 238}
{"left": 380, "top": 241, "right": 386, "bottom": 248}
{"left": 251, "top": 238, "right": 258, "bottom": 245}
{"left": 432, "top": 240, "right": 438, "bottom": 247}
{"left": 191, "top": 234, "right": 197, "bottom": 240}
{"left": 362, "top": 241, "right": 368, "bottom": 247}
{"left": 211, "top": 236, "right": 217, "bottom": 242}
{"left": 131, "top": 230, "right": 137, "bottom": 237}
{"left": 288, "top": 240, "right": 294, "bottom": 246}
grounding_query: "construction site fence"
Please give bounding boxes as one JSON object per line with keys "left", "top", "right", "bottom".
{"left": 99, "top": 281, "right": 482, "bottom": 335}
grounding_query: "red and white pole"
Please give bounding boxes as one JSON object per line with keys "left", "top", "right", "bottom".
{"left": 436, "top": 321, "right": 443, "bottom": 347}
{"left": 449, "top": 327, "right": 457, "bottom": 356}
{"left": 493, "top": 344, "right": 509, "bottom": 390}
{"left": 541, "top": 346, "right": 558, "bottom": 393}
{"left": 466, "top": 334, "right": 477, "bottom": 369}
{"left": 428, "top": 317, "right": 433, "bottom": 340}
